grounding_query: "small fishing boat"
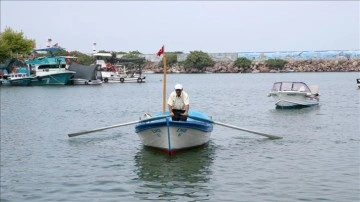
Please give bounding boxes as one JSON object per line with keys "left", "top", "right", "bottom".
{"left": 135, "top": 111, "right": 213, "bottom": 155}
{"left": 93, "top": 53, "right": 146, "bottom": 83}
{"left": 268, "top": 81, "right": 319, "bottom": 108}
{"left": 0, "top": 58, "right": 32, "bottom": 86}
{"left": 357, "top": 78, "right": 360, "bottom": 88}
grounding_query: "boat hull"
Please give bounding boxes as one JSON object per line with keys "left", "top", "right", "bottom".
{"left": 8, "top": 78, "right": 32, "bottom": 86}
{"left": 269, "top": 92, "right": 319, "bottom": 108}
{"left": 119, "top": 76, "right": 146, "bottom": 83}
{"left": 30, "top": 72, "right": 75, "bottom": 85}
{"left": 135, "top": 111, "right": 213, "bottom": 154}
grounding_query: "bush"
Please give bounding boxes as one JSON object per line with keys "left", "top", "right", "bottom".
{"left": 265, "top": 59, "right": 288, "bottom": 69}
{"left": 234, "top": 57, "right": 252, "bottom": 69}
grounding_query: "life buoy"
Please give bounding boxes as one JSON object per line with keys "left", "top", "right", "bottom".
{"left": 137, "top": 78, "right": 142, "bottom": 83}
{"left": 104, "top": 78, "right": 109, "bottom": 83}
{"left": 120, "top": 78, "right": 124, "bottom": 83}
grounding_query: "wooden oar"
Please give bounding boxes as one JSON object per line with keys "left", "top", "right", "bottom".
{"left": 188, "top": 115, "right": 282, "bottom": 140}
{"left": 68, "top": 115, "right": 169, "bottom": 137}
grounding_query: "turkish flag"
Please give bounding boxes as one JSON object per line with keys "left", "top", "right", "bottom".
{"left": 157, "top": 45, "right": 164, "bottom": 56}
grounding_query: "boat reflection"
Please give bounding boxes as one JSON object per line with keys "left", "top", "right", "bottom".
{"left": 133, "top": 142, "right": 216, "bottom": 200}
{"left": 134, "top": 142, "right": 216, "bottom": 183}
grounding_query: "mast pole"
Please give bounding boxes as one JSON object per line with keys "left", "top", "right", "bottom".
{"left": 162, "top": 54, "right": 167, "bottom": 114}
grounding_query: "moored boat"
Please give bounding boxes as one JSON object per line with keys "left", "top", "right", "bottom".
{"left": 268, "top": 81, "right": 319, "bottom": 108}
{"left": 357, "top": 78, "right": 360, "bottom": 88}
{"left": 93, "top": 53, "right": 146, "bottom": 83}
{"left": 26, "top": 47, "right": 76, "bottom": 85}
{"left": 135, "top": 110, "right": 213, "bottom": 155}
{"left": 0, "top": 58, "right": 32, "bottom": 86}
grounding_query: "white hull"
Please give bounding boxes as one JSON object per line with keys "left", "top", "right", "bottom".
{"left": 269, "top": 92, "right": 319, "bottom": 107}
{"left": 137, "top": 126, "right": 211, "bottom": 151}
{"left": 100, "top": 71, "right": 145, "bottom": 83}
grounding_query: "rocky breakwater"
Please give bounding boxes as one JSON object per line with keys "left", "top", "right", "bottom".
{"left": 143, "top": 58, "right": 360, "bottom": 73}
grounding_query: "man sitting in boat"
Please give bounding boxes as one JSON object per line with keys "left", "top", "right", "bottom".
{"left": 167, "top": 84, "right": 189, "bottom": 121}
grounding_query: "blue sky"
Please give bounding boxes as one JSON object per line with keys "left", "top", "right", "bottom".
{"left": 1, "top": 1, "right": 359, "bottom": 54}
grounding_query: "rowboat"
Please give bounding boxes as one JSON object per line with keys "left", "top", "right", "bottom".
{"left": 268, "top": 81, "right": 319, "bottom": 108}
{"left": 135, "top": 110, "right": 213, "bottom": 155}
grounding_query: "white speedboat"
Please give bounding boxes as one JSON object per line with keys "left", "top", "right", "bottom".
{"left": 268, "top": 81, "right": 319, "bottom": 108}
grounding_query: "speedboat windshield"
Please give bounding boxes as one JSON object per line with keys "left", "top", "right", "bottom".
{"left": 272, "top": 82, "right": 311, "bottom": 92}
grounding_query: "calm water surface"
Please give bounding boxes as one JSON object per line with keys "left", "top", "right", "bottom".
{"left": 1, "top": 72, "right": 359, "bottom": 201}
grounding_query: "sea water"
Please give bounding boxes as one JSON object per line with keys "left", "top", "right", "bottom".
{"left": 1, "top": 72, "right": 359, "bottom": 201}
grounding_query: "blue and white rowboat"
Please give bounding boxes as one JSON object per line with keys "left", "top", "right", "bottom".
{"left": 135, "top": 110, "right": 213, "bottom": 155}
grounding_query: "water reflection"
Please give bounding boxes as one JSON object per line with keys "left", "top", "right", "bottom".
{"left": 133, "top": 142, "right": 216, "bottom": 201}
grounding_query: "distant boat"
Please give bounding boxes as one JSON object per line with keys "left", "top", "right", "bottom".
{"left": 93, "top": 54, "right": 146, "bottom": 83}
{"left": 0, "top": 58, "right": 32, "bottom": 86}
{"left": 26, "top": 47, "right": 75, "bottom": 85}
{"left": 268, "top": 81, "right": 319, "bottom": 108}
{"left": 68, "top": 61, "right": 102, "bottom": 85}
{"left": 284, "top": 68, "right": 295, "bottom": 73}
{"left": 357, "top": 78, "right": 360, "bottom": 88}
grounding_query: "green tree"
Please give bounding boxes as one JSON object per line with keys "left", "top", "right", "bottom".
{"left": 183, "top": 51, "right": 215, "bottom": 71}
{"left": 71, "top": 51, "right": 94, "bottom": 65}
{"left": 121, "top": 51, "right": 142, "bottom": 59}
{"left": 158, "top": 53, "right": 178, "bottom": 68}
{"left": 0, "top": 27, "right": 35, "bottom": 62}
{"left": 234, "top": 57, "right": 252, "bottom": 70}
{"left": 0, "top": 37, "right": 11, "bottom": 63}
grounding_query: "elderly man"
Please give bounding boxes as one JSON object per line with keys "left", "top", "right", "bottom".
{"left": 167, "top": 83, "right": 189, "bottom": 121}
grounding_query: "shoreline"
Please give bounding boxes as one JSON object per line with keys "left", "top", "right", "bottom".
{"left": 143, "top": 58, "right": 360, "bottom": 73}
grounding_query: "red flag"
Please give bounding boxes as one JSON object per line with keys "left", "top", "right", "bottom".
{"left": 157, "top": 45, "right": 164, "bottom": 56}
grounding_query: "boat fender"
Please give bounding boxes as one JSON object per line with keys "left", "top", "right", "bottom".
{"left": 104, "top": 78, "right": 109, "bottom": 83}
{"left": 120, "top": 78, "right": 124, "bottom": 83}
{"left": 137, "top": 78, "right": 142, "bottom": 83}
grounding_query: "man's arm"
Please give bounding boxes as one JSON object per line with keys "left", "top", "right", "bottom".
{"left": 168, "top": 104, "right": 174, "bottom": 117}
{"left": 183, "top": 105, "right": 189, "bottom": 116}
